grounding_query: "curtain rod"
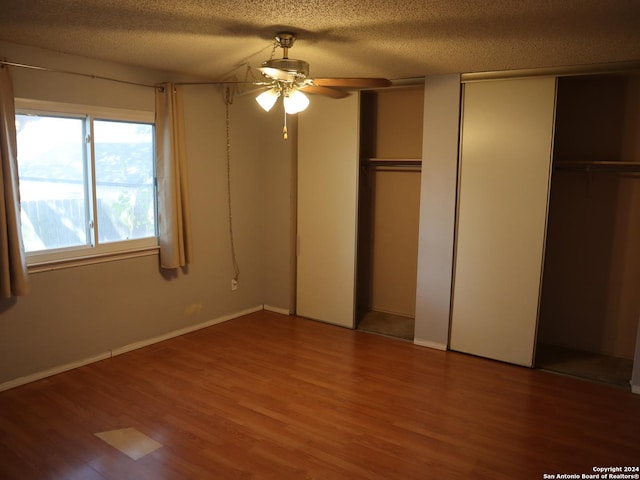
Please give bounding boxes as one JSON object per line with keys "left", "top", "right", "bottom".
{"left": 0, "top": 59, "right": 359, "bottom": 91}
{"left": 0, "top": 60, "right": 159, "bottom": 90}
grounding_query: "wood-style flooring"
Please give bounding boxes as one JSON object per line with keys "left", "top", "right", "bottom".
{"left": 0, "top": 310, "right": 638, "bottom": 479}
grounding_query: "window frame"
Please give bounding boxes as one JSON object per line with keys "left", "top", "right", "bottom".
{"left": 15, "top": 98, "right": 159, "bottom": 269}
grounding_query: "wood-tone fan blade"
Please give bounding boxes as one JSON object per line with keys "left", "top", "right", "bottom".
{"left": 299, "top": 85, "right": 350, "bottom": 99}
{"left": 312, "top": 78, "right": 392, "bottom": 88}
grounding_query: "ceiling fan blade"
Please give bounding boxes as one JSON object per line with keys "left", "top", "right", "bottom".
{"left": 178, "top": 80, "right": 269, "bottom": 86}
{"left": 258, "top": 67, "right": 296, "bottom": 82}
{"left": 299, "top": 85, "right": 350, "bottom": 99}
{"left": 312, "top": 78, "right": 392, "bottom": 88}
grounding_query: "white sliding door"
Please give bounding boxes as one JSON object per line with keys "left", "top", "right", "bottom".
{"left": 296, "top": 95, "right": 360, "bottom": 328}
{"left": 450, "top": 77, "right": 556, "bottom": 367}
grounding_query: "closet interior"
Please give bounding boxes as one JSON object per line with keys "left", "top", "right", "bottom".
{"left": 536, "top": 73, "right": 640, "bottom": 387}
{"left": 356, "top": 86, "right": 424, "bottom": 340}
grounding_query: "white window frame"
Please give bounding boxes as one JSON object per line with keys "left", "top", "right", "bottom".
{"left": 15, "top": 98, "right": 159, "bottom": 269}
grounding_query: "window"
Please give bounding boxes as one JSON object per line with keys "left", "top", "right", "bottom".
{"left": 15, "top": 100, "right": 157, "bottom": 265}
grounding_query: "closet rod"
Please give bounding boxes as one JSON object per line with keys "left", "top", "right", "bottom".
{"left": 554, "top": 161, "right": 640, "bottom": 172}
{"left": 0, "top": 60, "right": 158, "bottom": 90}
{"left": 362, "top": 159, "right": 422, "bottom": 167}
{"left": 367, "top": 166, "right": 422, "bottom": 172}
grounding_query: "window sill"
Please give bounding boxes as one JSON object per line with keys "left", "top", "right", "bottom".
{"left": 28, "top": 246, "right": 160, "bottom": 273}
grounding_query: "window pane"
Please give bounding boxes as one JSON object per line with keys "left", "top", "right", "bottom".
{"left": 93, "top": 120, "right": 155, "bottom": 243}
{"left": 16, "top": 114, "right": 89, "bottom": 252}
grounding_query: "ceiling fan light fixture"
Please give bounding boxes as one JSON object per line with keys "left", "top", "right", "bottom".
{"left": 255, "top": 87, "right": 280, "bottom": 112}
{"left": 250, "top": 32, "right": 392, "bottom": 139}
{"left": 283, "top": 89, "right": 309, "bottom": 114}
{"left": 260, "top": 59, "right": 309, "bottom": 80}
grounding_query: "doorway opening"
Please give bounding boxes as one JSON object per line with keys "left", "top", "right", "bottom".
{"left": 535, "top": 74, "right": 640, "bottom": 388}
{"left": 355, "top": 87, "right": 424, "bottom": 341}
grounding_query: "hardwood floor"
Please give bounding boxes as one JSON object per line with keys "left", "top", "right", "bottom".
{"left": 0, "top": 310, "right": 638, "bottom": 479}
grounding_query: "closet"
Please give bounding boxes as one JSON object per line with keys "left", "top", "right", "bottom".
{"left": 536, "top": 73, "right": 640, "bottom": 387}
{"left": 450, "top": 70, "right": 640, "bottom": 388}
{"left": 356, "top": 86, "right": 424, "bottom": 340}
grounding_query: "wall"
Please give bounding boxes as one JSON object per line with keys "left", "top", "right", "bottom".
{"left": 260, "top": 104, "right": 297, "bottom": 313}
{"left": 0, "top": 41, "right": 294, "bottom": 387}
{"left": 633, "top": 317, "right": 640, "bottom": 393}
{"left": 414, "top": 74, "right": 461, "bottom": 350}
{"left": 367, "top": 170, "right": 421, "bottom": 317}
{"left": 372, "top": 87, "right": 424, "bottom": 159}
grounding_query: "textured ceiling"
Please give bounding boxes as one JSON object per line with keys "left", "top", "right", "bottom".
{"left": 1, "top": 0, "right": 639, "bottom": 81}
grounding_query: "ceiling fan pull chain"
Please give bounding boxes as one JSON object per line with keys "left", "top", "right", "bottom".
{"left": 283, "top": 110, "right": 288, "bottom": 140}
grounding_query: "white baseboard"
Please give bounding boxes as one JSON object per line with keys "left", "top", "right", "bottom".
{"left": 263, "top": 305, "right": 290, "bottom": 315}
{"left": 112, "top": 305, "right": 263, "bottom": 356}
{"left": 0, "top": 305, "right": 263, "bottom": 392}
{"left": 632, "top": 384, "right": 639, "bottom": 395}
{"left": 413, "top": 338, "right": 448, "bottom": 351}
{"left": 0, "top": 352, "right": 112, "bottom": 392}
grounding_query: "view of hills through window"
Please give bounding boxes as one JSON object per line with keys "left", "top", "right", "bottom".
{"left": 16, "top": 114, "right": 156, "bottom": 253}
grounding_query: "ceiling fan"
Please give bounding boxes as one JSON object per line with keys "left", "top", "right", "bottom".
{"left": 251, "top": 32, "right": 392, "bottom": 117}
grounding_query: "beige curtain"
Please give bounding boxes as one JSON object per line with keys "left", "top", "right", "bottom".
{"left": 155, "top": 83, "right": 193, "bottom": 268}
{"left": 0, "top": 65, "right": 29, "bottom": 298}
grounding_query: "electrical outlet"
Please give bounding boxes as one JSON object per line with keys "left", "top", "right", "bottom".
{"left": 231, "top": 279, "right": 238, "bottom": 291}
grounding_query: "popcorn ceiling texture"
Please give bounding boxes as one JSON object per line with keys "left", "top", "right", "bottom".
{"left": 0, "top": 0, "right": 638, "bottom": 80}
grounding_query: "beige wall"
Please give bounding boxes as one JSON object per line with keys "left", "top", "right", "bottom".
{"left": 374, "top": 88, "right": 423, "bottom": 317}
{"left": 0, "top": 41, "right": 294, "bottom": 386}
{"left": 414, "top": 74, "right": 461, "bottom": 350}
{"left": 539, "top": 173, "right": 640, "bottom": 358}
{"left": 366, "top": 170, "right": 421, "bottom": 317}
{"left": 373, "top": 87, "right": 424, "bottom": 159}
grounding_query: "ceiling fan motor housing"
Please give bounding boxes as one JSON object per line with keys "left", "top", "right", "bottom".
{"left": 261, "top": 58, "right": 309, "bottom": 79}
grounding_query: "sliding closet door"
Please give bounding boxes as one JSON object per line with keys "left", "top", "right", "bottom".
{"left": 296, "top": 95, "right": 360, "bottom": 328}
{"left": 450, "top": 77, "right": 556, "bottom": 367}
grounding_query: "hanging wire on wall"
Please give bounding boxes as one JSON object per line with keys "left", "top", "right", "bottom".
{"left": 0, "top": 59, "right": 158, "bottom": 89}
{"left": 224, "top": 86, "right": 240, "bottom": 285}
